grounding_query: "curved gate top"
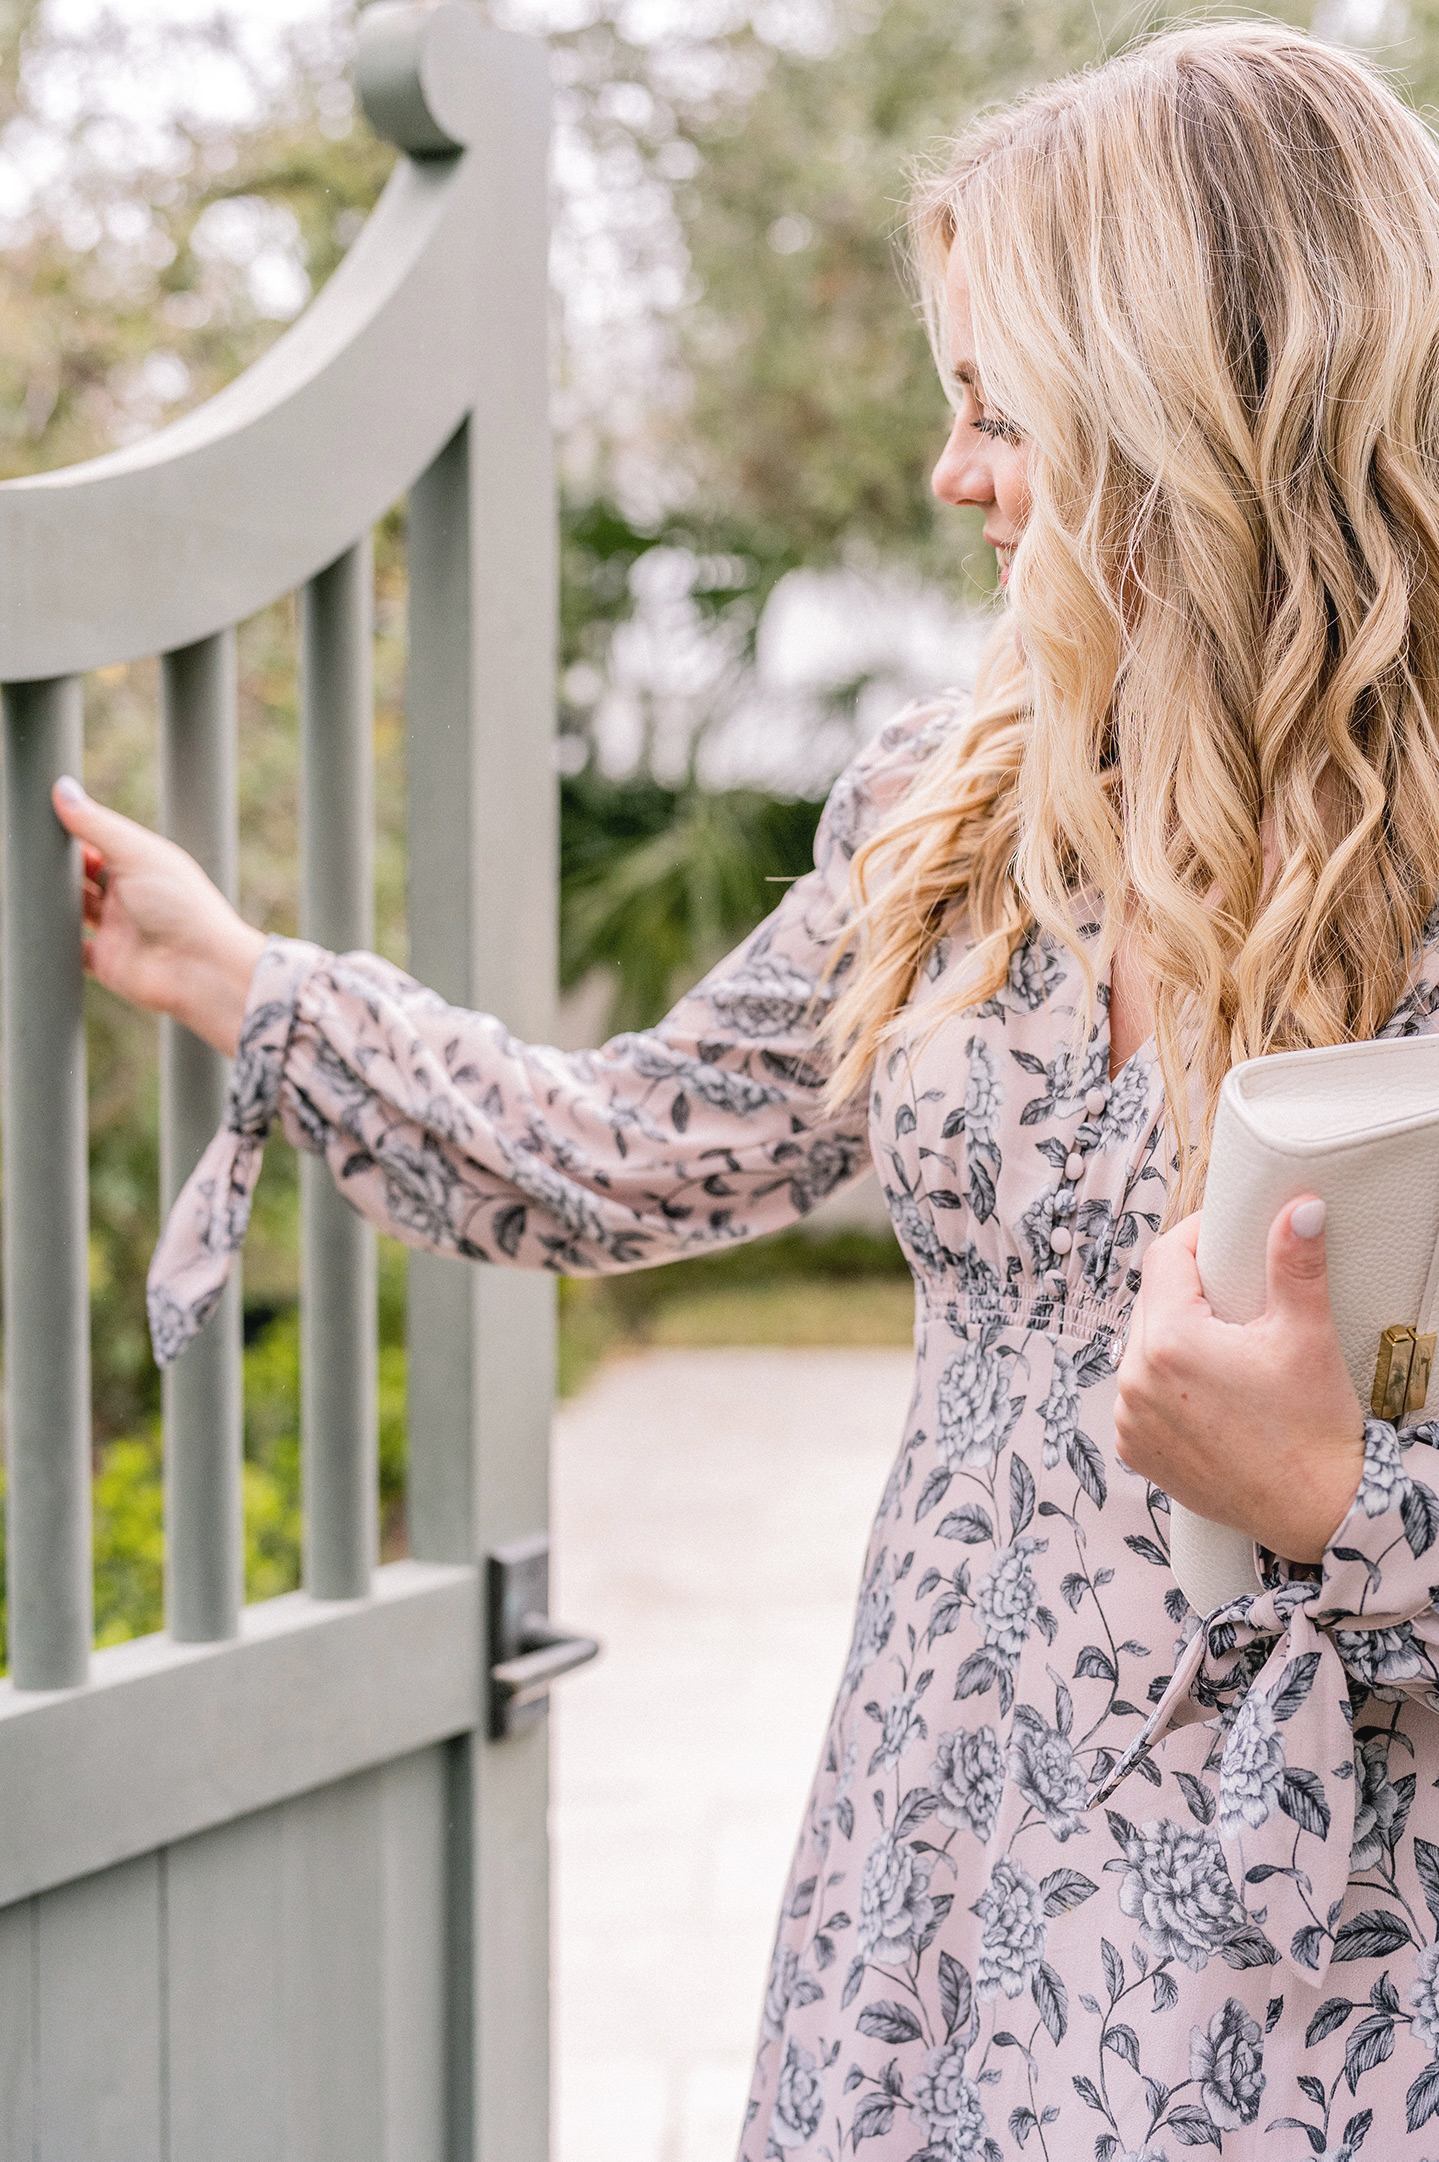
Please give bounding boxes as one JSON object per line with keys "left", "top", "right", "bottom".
{"left": 0, "top": 6, "right": 562, "bottom": 2157}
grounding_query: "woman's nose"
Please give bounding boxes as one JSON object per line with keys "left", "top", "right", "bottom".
{"left": 931, "top": 421, "right": 992, "bottom": 510}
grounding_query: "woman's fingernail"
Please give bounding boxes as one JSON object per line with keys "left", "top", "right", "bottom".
{"left": 1291, "top": 1198, "right": 1326, "bottom": 1240}
{"left": 55, "top": 775, "right": 85, "bottom": 803}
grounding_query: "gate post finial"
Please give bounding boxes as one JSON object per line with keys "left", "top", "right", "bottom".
{"left": 355, "top": 1, "right": 491, "bottom": 158}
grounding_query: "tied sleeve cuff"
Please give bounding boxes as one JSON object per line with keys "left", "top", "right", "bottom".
{"left": 146, "top": 936, "right": 327, "bottom": 1369}
{"left": 1090, "top": 1419, "right": 1439, "bottom": 1986}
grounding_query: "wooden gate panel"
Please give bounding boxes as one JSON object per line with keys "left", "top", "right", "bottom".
{"left": 35, "top": 1853, "right": 164, "bottom": 2162}
{"left": 0, "top": 1746, "right": 454, "bottom": 2162}
{"left": 0, "top": 1902, "right": 34, "bottom": 2156}
{"left": 276, "top": 1773, "right": 388, "bottom": 2161}
{"left": 167, "top": 1805, "right": 289, "bottom": 2162}
{"left": 378, "top": 1747, "right": 449, "bottom": 2162}
{"left": 0, "top": 8, "right": 559, "bottom": 2151}
{"left": 165, "top": 1747, "right": 451, "bottom": 2162}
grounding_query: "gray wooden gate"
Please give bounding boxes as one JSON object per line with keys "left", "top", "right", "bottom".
{"left": 0, "top": 6, "right": 569, "bottom": 2154}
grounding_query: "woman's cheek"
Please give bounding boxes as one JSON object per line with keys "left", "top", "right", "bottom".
{"left": 997, "top": 445, "right": 1032, "bottom": 527}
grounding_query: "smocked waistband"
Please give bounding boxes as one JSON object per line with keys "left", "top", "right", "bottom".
{"left": 915, "top": 1280, "right": 1131, "bottom": 1353}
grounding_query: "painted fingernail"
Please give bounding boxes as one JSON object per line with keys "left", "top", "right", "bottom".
{"left": 55, "top": 775, "right": 85, "bottom": 803}
{"left": 1291, "top": 1199, "right": 1326, "bottom": 1239}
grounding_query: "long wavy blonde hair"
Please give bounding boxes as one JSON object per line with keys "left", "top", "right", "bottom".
{"left": 823, "top": 17, "right": 1439, "bottom": 1212}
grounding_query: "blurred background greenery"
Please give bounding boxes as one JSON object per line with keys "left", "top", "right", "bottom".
{"left": 0, "top": 0, "right": 1413, "bottom": 1649}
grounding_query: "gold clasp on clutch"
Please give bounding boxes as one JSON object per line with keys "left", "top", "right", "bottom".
{"left": 1373, "top": 1324, "right": 1437, "bottom": 1420}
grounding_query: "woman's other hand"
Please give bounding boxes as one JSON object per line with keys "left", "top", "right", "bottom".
{"left": 51, "top": 775, "right": 265, "bottom": 1057}
{"left": 1115, "top": 1197, "right": 1365, "bottom": 1564}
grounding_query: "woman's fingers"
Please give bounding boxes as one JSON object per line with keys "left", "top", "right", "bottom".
{"left": 46, "top": 773, "right": 263, "bottom": 1051}
{"left": 52, "top": 775, "right": 166, "bottom": 873}
{"left": 1262, "top": 1194, "right": 1336, "bottom": 1332}
{"left": 1136, "top": 1208, "right": 1209, "bottom": 1324}
{"left": 1118, "top": 1186, "right": 1364, "bottom": 1561}
{"left": 1171, "top": 1208, "right": 1201, "bottom": 1256}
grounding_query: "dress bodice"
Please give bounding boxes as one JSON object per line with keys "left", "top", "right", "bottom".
{"left": 874, "top": 916, "right": 1165, "bottom": 1350}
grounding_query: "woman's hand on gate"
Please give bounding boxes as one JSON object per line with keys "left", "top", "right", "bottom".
{"left": 1114, "top": 1198, "right": 1366, "bottom": 1565}
{"left": 50, "top": 776, "right": 265, "bottom": 1056}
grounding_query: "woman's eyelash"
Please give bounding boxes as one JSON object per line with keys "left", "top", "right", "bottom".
{"left": 974, "top": 414, "right": 1020, "bottom": 444}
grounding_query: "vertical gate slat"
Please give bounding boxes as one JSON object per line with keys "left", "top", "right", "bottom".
{"left": 2, "top": 674, "right": 91, "bottom": 1691}
{"left": 0, "top": 1899, "right": 34, "bottom": 2158}
{"left": 166, "top": 1806, "right": 285, "bottom": 2160}
{"left": 403, "top": 27, "right": 557, "bottom": 2130}
{"left": 278, "top": 1772, "right": 385, "bottom": 2158}
{"left": 299, "top": 539, "right": 377, "bottom": 1600}
{"left": 35, "top": 1854, "right": 163, "bottom": 2160}
{"left": 379, "top": 1748, "right": 448, "bottom": 2162}
{"left": 403, "top": 435, "right": 476, "bottom": 1574}
{"left": 160, "top": 633, "right": 243, "bottom": 1643}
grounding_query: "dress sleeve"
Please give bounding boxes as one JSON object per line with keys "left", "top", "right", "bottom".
{"left": 145, "top": 693, "right": 964, "bottom": 1368}
{"left": 1092, "top": 1417, "right": 1439, "bottom": 1985}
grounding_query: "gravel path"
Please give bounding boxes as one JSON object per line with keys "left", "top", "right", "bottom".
{"left": 552, "top": 1345, "right": 915, "bottom": 2162}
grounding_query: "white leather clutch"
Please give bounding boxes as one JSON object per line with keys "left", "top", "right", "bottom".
{"left": 1171, "top": 1034, "right": 1439, "bottom": 1613}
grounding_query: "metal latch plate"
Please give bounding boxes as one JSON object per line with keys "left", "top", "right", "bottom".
{"left": 487, "top": 1533, "right": 600, "bottom": 1741}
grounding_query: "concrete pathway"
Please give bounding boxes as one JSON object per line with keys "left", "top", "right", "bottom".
{"left": 551, "top": 1345, "right": 915, "bottom": 2162}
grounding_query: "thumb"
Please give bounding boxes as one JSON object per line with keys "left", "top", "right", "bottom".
{"left": 1264, "top": 1193, "right": 1335, "bottom": 1329}
{"left": 51, "top": 775, "right": 160, "bottom": 868}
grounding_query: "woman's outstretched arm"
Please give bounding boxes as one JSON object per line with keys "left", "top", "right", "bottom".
{"left": 50, "top": 698, "right": 959, "bottom": 1365}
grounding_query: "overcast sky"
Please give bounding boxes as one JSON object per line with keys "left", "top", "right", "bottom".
{"left": 34, "top": 0, "right": 339, "bottom": 141}
{"left": 52, "top": 0, "right": 328, "bottom": 38}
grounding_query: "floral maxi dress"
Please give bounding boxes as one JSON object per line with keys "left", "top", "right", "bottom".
{"left": 150, "top": 694, "right": 1439, "bottom": 2161}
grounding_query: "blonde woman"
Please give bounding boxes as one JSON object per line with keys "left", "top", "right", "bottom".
{"left": 52, "top": 15, "right": 1439, "bottom": 2153}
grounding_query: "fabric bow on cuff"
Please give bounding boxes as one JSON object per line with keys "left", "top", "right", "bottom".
{"left": 146, "top": 937, "right": 325, "bottom": 1369}
{"left": 1091, "top": 1420, "right": 1439, "bottom": 1987}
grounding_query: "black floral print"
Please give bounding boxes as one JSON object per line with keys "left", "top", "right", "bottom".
{"left": 148, "top": 692, "right": 1439, "bottom": 2154}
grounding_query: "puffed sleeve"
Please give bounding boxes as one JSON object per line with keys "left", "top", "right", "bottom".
{"left": 1092, "top": 1417, "right": 1439, "bottom": 1984}
{"left": 145, "top": 693, "right": 965, "bottom": 1367}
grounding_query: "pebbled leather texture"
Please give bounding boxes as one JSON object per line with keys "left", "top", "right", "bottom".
{"left": 1172, "top": 1034, "right": 1439, "bottom": 1612}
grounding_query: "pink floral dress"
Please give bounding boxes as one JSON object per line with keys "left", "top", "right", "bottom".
{"left": 151, "top": 696, "right": 1439, "bottom": 2160}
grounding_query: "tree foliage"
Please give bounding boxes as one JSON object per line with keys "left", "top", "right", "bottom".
{"left": 562, "top": 767, "right": 824, "bottom": 1028}
{"left": 564, "top": 0, "right": 1306, "bottom": 576}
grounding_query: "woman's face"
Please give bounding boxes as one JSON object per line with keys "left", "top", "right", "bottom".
{"left": 930, "top": 241, "right": 1031, "bottom": 588}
